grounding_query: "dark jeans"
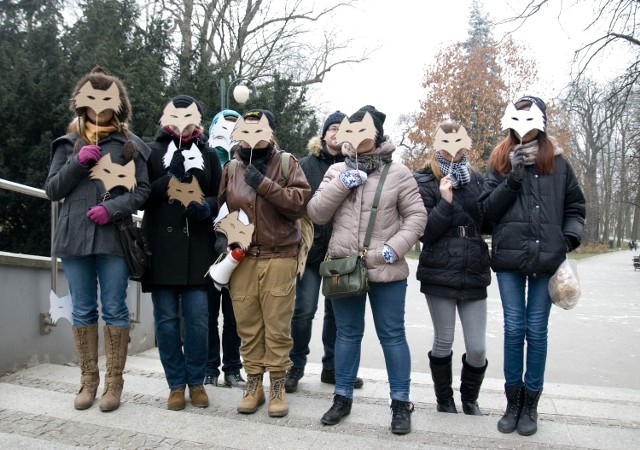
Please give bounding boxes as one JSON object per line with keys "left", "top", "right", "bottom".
{"left": 206, "top": 285, "right": 242, "bottom": 377}
{"left": 289, "top": 263, "right": 336, "bottom": 370}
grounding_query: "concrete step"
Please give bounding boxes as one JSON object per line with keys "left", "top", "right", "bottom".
{"left": 0, "top": 348, "right": 638, "bottom": 449}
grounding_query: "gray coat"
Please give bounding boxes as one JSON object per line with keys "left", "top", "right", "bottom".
{"left": 45, "top": 132, "right": 151, "bottom": 258}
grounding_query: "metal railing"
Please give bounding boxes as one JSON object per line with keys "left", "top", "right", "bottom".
{"left": 0, "top": 178, "right": 142, "bottom": 329}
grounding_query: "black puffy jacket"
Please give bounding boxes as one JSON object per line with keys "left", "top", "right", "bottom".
{"left": 299, "top": 137, "right": 345, "bottom": 266}
{"left": 414, "top": 168, "right": 491, "bottom": 301}
{"left": 479, "top": 155, "right": 585, "bottom": 277}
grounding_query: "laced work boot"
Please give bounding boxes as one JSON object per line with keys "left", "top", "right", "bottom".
{"left": 390, "top": 400, "right": 414, "bottom": 435}
{"left": 498, "top": 384, "right": 524, "bottom": 433}
{"left": 99, "top": 325, "right": 129, "bottom": 412}
{"left": 237, "top": 374, "right": 265, "bottom": 414}
{"left": 268, "top": 374, "right": 288, "bottom": 417}
{"left": 284, "top": 367, "right": 304, "bottom": 393}
{"left": 72, "top": 324, "right": 100, "bottom": 410}
{"left": 321, "top": 394, "right": 352, "bottom": 425}
{"left": 517, "top": 389, "right": 542, "bottom": 436}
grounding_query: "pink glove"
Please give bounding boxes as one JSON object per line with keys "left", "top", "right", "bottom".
{"left": 87, "top": 205, "right": 110, "bottom": 224}
{"left": 78, "top": 145, "right": 101, "bottom": 166}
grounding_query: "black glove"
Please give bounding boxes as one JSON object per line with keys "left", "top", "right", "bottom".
{"left": 510, "top": 147, "right": 525, "bottom": 182}
{"left": 184, "top": 200, "right": 211, "bottom": 220}
{"left": 244, "top": 164, "right": 265, "bottom": 190}
{"left": 214, "top": 232, "right": 228, "bottom": 255}
{"left": 169, "top": 151, "right": 186, "bottom": 181}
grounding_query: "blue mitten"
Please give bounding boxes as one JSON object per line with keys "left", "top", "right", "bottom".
{"left": 339, "top": 170, "right": 368, "bottom": 189}
{"left": 382, "top": 244, "right": 398, "bottom": 264}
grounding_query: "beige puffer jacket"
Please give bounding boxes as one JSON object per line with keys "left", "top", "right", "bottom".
{"left": 307, "top": 138, "right": 427, "bottom": 283}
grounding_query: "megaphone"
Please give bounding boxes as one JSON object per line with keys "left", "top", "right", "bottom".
{"left": 208, "top": 247, "right": 245, "bottom": 291}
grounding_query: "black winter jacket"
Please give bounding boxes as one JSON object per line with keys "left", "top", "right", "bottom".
{"left": 299, "top": 137, "right": 345, "bottom": 266}
{"left": 479, "top": 155, "right": 585, "bottom": 276}
{"left": 414, "top": 168, "right": 491, "bottom": 300}
{"left": 141, "top": 129, "right": 222, "bottom": 290}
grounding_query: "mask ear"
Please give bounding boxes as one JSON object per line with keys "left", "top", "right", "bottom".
{"left": 74, "top": 81, "right": 122, "bottom": 116}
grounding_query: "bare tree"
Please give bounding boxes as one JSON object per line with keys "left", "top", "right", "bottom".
{"left": 150, "top": 0, "right": 371, "bottom": 86}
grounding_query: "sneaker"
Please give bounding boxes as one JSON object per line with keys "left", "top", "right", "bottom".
{"left": 204, "top": 375, "right": 219, "bottom": 386}
{"left": 224, "top": 372, "right": 246, "bottom": 388}
{"left": 284, "top": 367, "right": 305, "bottom": 393}
{"left": 320, "top": 369, "right": 364, "bottom": 389}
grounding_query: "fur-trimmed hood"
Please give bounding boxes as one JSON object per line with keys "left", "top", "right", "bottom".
{"left": 307, "top": 136, "right": 323, "bottom": 157}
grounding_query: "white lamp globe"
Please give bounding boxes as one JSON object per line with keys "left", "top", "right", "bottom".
{"left": 233, "top": 84, "right": 251, "bottom": 104}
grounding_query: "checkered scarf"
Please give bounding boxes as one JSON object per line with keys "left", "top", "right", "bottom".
{"left": 435, "top": 152, "right": 471, "bottom": 188}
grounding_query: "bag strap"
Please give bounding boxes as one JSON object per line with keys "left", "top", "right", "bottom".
{"left": 363, "top": 163, "right": 391, "bottom": 254}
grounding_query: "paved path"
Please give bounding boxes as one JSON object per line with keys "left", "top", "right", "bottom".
{"left": 0, "top": 250, "right": 638, "bottom": 448}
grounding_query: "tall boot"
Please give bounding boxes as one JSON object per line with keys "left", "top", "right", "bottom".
{"left": 72, "top": 324, "right": 100, "bottom": 410}
{"left": 460, "top": 354, "right": 487, "bottom": 416}
{"left": 517, "top": 389, "right": 542, "bottom": 436}
{"left": 497, "top": 384, "right": 524, "bottom": 433}
{"left": 99, "top": 325, "right": 129, "bottom": 412}
{"left": 237, "top": 374, "right": 265, "bottom": 414}
{"left": 428, "top": 351, "right": 457, "bottom": 413}
{"left": 268, "top": 372, "right": 288, "bottom": 417}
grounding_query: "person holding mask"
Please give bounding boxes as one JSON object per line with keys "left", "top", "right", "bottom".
{"left": 45, "top": 66, "right": 150, "bottom": 412}
{"left": 307, "top": 105, "right": 427, "bottom": 434}
{"left": 414, "top": 122, "right": 491, "bottom": 416}
{"left": 480, "top": 96, "right": 585, "bottom": 436}
{"left": 141, "top": 95, "right": 221, "bottom": 411}
{"left": 218, "top": 109, "right": 311, "bottom": 417}
{"left": 205, "top": 109, "right": 245, "bottom": 388}
{"left": 285, "top": 111, "right": 364, "bottom": 393}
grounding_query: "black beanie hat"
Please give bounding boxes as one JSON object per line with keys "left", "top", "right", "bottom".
{"left": 171, "top": 95, "right": 204, "bottom": 117}
{"left": 349, "top": 105, "right": 386, "bottom": 145}
{"left": 321, "top": 110, "right": 347, "bottom": 139}
{"left": 243, "top": 109, "right": 276, "bottom": 131}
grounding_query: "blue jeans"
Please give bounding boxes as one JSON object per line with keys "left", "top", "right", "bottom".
{"left": 152, "top": 288, "right": 208, "bottom": 389}
{"left": 62, "top": 254, "right": 130, "bottom": 327}
{"left": 289, "top": 264, "right": 336, "bottom": 369}
{"left": 332, "top": 279, "right": 411, "bottom": 401}
{"left": 207, "top": 285, "right": 242, "bottom": 377}
{"left": 496, "top": 272, "right": 552, "bottom": 391}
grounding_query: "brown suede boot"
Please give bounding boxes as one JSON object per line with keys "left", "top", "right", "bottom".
{"left": 72, "top": 324, "right": 100, "bottom": 410}
{"left": 167, "top": 388, "right": 186, "bottom": 411}
{"left": 99, "top": 325, "right": 129, "bottom": 412}
{"left": 237, "top": 374, "right": 265, "bottom": 414}
{"left": 189, "top": 385, "right": 209, "bottom": 408}
{"left": 268, "top": 372, "right": 288, "bottom": 417}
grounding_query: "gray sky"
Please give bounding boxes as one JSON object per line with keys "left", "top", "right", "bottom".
{"left": 307, "top": 0, "right": 633, "bottom": 139}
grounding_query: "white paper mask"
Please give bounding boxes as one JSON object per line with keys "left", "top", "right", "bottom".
{"left": 500, "top": 102, "right": 546, "bottom": 138}
{"left": 182, "top": 143, "right": 205, "bottom": 172}
{"left": 162, "top": 141, "right": 179, "bottom": 169}
{"left": 433, "top": 125, "right": 472, "bottom": 158}
{"left": 209, "top": 117, "right": 236, "bottom": 151}
{"left": 230, "top": 115, "right": 273, "bottom": 149}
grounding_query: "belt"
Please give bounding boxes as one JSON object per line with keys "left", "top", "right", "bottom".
{"left": 445, "top": 226, "right": 479, "bottom": 238}
{"left": 247, "top": 244, "right": 298, "bottom": 257}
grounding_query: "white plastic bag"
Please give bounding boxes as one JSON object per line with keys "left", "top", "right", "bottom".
{"left": 548, "top": 259, "right": 581, "bottom": 310}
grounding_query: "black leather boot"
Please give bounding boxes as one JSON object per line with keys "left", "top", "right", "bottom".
{"left": 284, "top": 366, "right": 304, "bottom": 393}
{"left": 321, "top": 394, "right": 352, "bottom": 425}
{"left": 428, "top": 351, "right": 458, "bottom": 413}
{"left": 460, "top": 354, "right": 487, "bottom": 416}
{"left": 497, "top": 384, "right": 524, "bottom": 433}
{"left": 517, "top": 389, "right": 542, "bottom": 436}
{"left": 390, "top": 400, "right": 414, "bottom": 434}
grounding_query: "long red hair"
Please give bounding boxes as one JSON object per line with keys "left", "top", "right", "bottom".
{"left": 488, "top": 131, "right": 556, "bottom": 175}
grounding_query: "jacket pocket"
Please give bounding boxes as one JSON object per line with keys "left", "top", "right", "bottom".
{"left": 419, "top": 247, "right": 449, "bottom": 268}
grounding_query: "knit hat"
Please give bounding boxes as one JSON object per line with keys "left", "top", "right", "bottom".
{"left": 211, "top": 109, "right": 241, "bottom": 126}
{"left": 349, "top": 105, "right": 385, "bottom": 143}
{"left": 515, "top": 95, "right": 547, "bottom": 130}
{"left": 243, "top": 109, "right": 276, "bottom": 131}
{"left": 321, "top": 110, "right": 347, "bottom": 139}
{"left": 170, "top": 95, "right": 204, "bottom": 117}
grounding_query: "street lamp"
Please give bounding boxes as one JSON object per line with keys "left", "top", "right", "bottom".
{"left": 219, "top": 78, "right": 257, "bottom": 110}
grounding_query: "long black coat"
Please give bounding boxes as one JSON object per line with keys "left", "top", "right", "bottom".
{"left": 141, "top": 129, "right": 222, "bottom": 290}
{"left": 414, "top": 168, "right": 491, "bottom": 301}
{"left": 479, "top": 155, "right": 585, "bottom": 277}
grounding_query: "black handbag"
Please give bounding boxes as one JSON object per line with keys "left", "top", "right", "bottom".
{"left": 320, "top": 163, "right": 391, "bottom": 299}
{"left": 116, "top": 216, "right": 151, "bottom": 281}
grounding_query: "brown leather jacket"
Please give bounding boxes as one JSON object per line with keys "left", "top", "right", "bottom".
{"left": 218, "top": 148, "right": 311, "bottom": 258}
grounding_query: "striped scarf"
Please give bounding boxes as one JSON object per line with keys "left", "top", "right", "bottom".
{"left": 435, "top": 152, "right": 471, "bottom": 188}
